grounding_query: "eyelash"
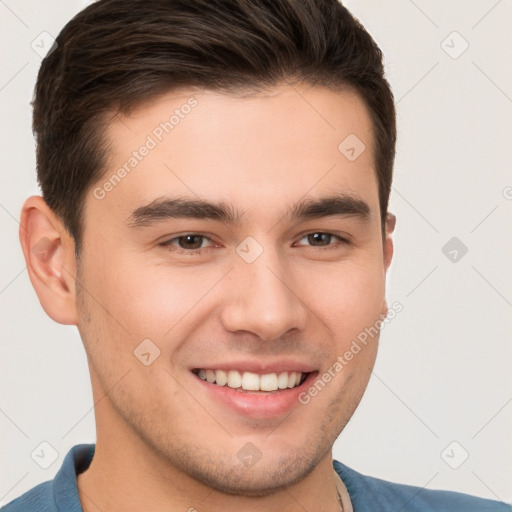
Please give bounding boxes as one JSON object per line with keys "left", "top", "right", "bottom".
{"left": 159, "top": 232, "right": 350, "bottom": 256}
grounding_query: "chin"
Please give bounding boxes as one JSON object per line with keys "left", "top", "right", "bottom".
{"left": 189, "top": 454, "right": 321, "bottom": 496}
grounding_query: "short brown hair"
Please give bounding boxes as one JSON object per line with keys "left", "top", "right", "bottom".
{"left": 32, "top": 0, "right": 396, "bottom": 253}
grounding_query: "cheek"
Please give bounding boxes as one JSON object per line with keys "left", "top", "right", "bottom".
{"left": 304, "top": 257, "right": 386, "bottom": 333}
{"left": 81, "top": 238, "right": 386, "bottom": 348}
{"left": 85, "top": 253, "right": 223, "bottom": 342}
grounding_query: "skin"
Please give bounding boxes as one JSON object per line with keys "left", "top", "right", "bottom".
{"left": 20, "top": 82, "right": 394, "bottom": 512}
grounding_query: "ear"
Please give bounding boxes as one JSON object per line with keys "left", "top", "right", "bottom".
{"left": 383, "top": 212, "right": 395, "bottom": 271}
{"left": 379, "top": 212, "right": 396, "bottom": 318}
{"left": 19, "top": 196, "right": 78, "bottom": 325}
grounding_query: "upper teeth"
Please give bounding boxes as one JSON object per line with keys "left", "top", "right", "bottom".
{"left": 197, "top": 369, "right": 304, "bottom": 391}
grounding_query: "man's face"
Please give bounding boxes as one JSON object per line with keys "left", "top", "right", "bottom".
{"left": 76, "top": 83, "right": 391, "bottom": 494}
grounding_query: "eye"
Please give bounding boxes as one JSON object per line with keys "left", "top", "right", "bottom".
{"left": 159, "top": 234, "right": 215, "bottom": 255}
{"left": 159, "top": 231, "right": 350, "bottom": 256}
{"left": 295, "top": 232, "right": 349, "bottom": 249}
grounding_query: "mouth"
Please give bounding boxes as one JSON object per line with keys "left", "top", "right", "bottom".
{"left": 193, "top": 368, "right": 309, "bottom": 393}
{"left": 190, "top": 366, "right": 318, "bottom": 419}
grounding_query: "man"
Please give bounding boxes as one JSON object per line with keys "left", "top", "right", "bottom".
{"left": 3, "top": 0, "right": 508, "bottom": 510}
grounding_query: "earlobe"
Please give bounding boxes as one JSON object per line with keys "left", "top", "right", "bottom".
{"left": 380, "top": 299, "right": 389, "bottom": 319}
{"left": 19, "top": 196, "right": 79, "bottom": 325}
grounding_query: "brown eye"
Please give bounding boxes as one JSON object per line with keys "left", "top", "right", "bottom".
{"left": 306, "top": 233, "right": 333, "bottom": 246}
{"left": 175, "top": 235, "right": 205, "bottom": 250}
{"left": 296, "top": 232, "right": 348, "bottom": 248}
{"left": 160, "top": 234, "right": 214, "bottom": 255}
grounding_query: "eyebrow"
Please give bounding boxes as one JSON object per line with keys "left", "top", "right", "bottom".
{"left": 126, "top": 192, "right": 371, "bottom": 228}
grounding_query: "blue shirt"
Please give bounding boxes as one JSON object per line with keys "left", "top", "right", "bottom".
{"left": 2, "top": 444, "right": 509, "bottom": 511}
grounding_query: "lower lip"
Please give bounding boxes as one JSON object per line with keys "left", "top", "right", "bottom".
{"left": 193, "top": 371, "right": 318, "bottom": 419}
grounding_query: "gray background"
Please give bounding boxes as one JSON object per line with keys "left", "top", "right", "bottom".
{"left": 1, "top": 0, "right": 511, "bottom": 506}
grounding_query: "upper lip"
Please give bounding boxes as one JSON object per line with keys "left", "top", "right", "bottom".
{"left": 190, "top": 358, "right": 317, "bottom": 375}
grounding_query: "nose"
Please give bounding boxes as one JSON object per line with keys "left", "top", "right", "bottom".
{"left": 219, "top": 245, "right": 308, "bottom": 342}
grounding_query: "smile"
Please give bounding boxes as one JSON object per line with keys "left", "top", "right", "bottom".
{"left": 195, "top": 369, "right": 308, "bottom": 392}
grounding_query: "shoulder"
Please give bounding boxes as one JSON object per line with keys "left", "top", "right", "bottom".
{"left": 1, "top": 481, "right": 55, "bottom": 512}
{"left": 1, "top": 444, "right": 95, "bottom": 512}
{"left": 333, "top": 459, "right": 511, "bottom": 512}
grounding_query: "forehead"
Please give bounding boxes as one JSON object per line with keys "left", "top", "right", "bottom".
{"left": 88, "top": 83, "right": 378, "bottom": 227}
